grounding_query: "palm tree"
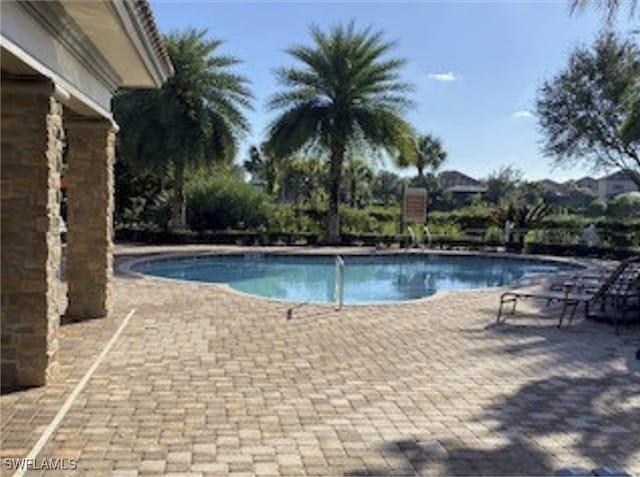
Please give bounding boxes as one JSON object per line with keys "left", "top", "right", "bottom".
{"left": 405, "top": 133, "right": 447, "bottom": 182}
{"left": 265, "top": 22, "right": 416, "bottom": 243}
{"left": 114, "top": 29, "right": 253, "bottom": 229}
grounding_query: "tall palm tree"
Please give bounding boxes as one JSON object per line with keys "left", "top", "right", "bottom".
{"left": 413, "top": 133, "right": 447, "bottom": 181}
{"left": 114, "top": 29, "right": 253, "bottom": 229}
{"left": 265, "top": 22, "right": 416, "bottom": 243}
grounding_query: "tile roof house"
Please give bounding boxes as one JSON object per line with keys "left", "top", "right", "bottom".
{"left": 438, "top": 170, "right": 488, "bottom": 194}
{"left": 1, "top": 0, "right": 173, "bottom": 390}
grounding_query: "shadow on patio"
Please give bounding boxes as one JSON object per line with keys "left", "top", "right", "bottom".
{"left": 345, "top": 370, "right": 639, "bottom": 476}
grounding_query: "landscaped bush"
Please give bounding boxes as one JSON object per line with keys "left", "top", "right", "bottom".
{"left": 585, "top": 199, "right": 607, "bottom": 217}
{"left": 339, "top": 206, "right": 381, "bottom": 233}
{"left": 428, "top": 222, "right": 463, "bottom": 237}
{"left": 365, "top": 205, "right": 400, "bottom": 223}
{"left": 608, "top": 193, "right": 640, "bottom": 218}
{"left": 484, "top": 226, "right": 504, "bottom": 242}
{"left": 267, "top": 204, "right": 321, "bottom": 234}
{"left": 187, "top": 176, "right": 272, "bottom": 231}
{"left": 429, "top": 205, "right": 494, "bottom": 230}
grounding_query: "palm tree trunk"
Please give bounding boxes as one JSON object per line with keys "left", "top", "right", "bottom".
{"left": 170, "top": 161, "right": 187, "bottom": 230}
{"left": 327, "top": 141, "right": 345, "bottom": 244}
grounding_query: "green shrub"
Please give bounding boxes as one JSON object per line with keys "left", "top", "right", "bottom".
{"left": 429, "top": 206, "right": 493, "bottom": 230}
{"left": 429, "top": 222, "right": 463, "bottom": 237}
{"left": 339, "top": 206, "right": 381, "bottom": 233}
{"left": 484, "top": 226, "right": 503, "bottom": 242}
{"left": 608, "top": 193, "right": 640, "bottom": 218}
{"left": 187, "top": 176, "right": 272, "bottom": 231}
{"left": 267, "top": 204, "right": 321, "bottom": 234}
{"left": 585, "top": 199, "right": 607, "bottom": 217}
{"left": 365, "top": 205, "right": 399, "bottom": 223}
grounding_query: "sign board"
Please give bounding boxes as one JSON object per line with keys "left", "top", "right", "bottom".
{"left": 403, "top": 187, "right": 427, "bottom": 223}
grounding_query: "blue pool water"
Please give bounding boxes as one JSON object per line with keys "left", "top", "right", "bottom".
{"left": 134, "top": 254, "right": 577, "bottom": 304}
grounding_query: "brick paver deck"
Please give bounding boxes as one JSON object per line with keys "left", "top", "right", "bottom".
{"left": 2, "top": 246, "right": 639, "bottom": 476}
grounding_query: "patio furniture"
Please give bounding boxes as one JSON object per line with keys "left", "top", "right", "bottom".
{"left": 548, "top": 263, "right": 618, "bottom": 294}
{"left": 496, "top": 257, "right": 640, "bottom": 332}
{"left": 586, "top": 261, "right": 640, "bottom": 334}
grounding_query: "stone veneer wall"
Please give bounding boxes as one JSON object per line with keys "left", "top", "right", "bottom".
{"left": 65, "top": 118, "right": 115, "bottom": 320}
{"left": 1, "top": 79, "right": 63, "bottom": 389}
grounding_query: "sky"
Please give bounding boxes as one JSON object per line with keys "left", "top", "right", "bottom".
{"left": 149, "top": 0, "right": 637, "bottom": 182}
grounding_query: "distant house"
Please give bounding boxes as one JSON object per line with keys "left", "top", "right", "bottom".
{"left": 537, "top": 179, "right": 569, "bottom": 199}
{"left": 597, "top": 171, "right": 639, "bottom": 199}
{"left": 437, "top": 170, "right": 487, "bottom": 203}
{"left": 539, "top": 178, "right": 597, "bottom": 208}
{"left": 439, "top": 170, "right": 487, "bottom": 192}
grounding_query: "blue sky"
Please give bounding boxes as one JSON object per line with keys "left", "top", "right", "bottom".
{"left": 150, "top": 1, "right": 637, "bottom": 181}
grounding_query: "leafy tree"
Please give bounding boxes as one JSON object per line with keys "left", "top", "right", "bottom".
{"left": 400, "top": 133, "right": 447, "bottom": 184}
{"left": 343, "top": 158, "right": 374, "bottom": 206}
{"left": 372, "top": 170, "right": 405, "bottom": 206}
{"left": 280, "top": 157, "right": 327, "bottom": 206}
{"left": 244, "top": 144, "right": 282, "bottom": 196}
{"left": 114, "top": 159, "right": 165, "bottom": 229}
{"left": 570, "top": 0, "right": 640, "bottom": 144}
{"left": 187, "top": 175, "right": 272, "bottom": 231}
{"left": 570, "top": 0, "right": 637, "bottom": 21}
{"left": 265, "top": 22, "right": 416, "bottom": 243}
{"left": 484, "top": 166, "right": 523, "bottom": 204}
{"left": 114, "top": 29, "right": 253, "bottom": 229}
{"left": 536, "top": 32, "right": 640, "bottom": 187}
{"left": 516, "top": 181, "right": 545, "bottom": 205}
{"left": 621, "top": 79, "right": 640, "bottom": 143}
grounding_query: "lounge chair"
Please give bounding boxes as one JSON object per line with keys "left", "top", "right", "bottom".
{"left": 496, "top": 256, "right": 640, "bottom": 332}
{"left": 587, "top": 261, "right": 640, "bottom": 334}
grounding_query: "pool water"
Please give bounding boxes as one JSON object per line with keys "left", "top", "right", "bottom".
{"left": 134, "top": 254, "right": 577, "bottom": 304}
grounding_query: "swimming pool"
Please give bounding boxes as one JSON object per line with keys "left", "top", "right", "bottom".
{"left": 133, "top": 253, "right": 578, "bottom": 304}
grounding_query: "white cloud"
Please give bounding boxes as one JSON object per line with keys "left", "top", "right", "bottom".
{"left": 512, "top": 110, "right": 534, "bottom": 119}
{"left": 427, "top": 72, "right": 459, "bottom": 82}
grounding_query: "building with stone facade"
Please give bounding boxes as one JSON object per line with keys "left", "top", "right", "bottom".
{"left": 1, "top": 0, "right": 173, "bottom": 390}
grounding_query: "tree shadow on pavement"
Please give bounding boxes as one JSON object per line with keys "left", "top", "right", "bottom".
{"left": 345, "top": 371, "right": 640, "bottom": 476}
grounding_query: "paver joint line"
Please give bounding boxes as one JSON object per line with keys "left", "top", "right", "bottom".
{"left": 11, "top": 308, "right": 137, "bottom": 477}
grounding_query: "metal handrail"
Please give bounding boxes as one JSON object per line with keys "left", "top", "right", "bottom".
{"left": 334, "top": 255, "right": 345, "bottom": 310}
{"left": 407, "top": 226, "right": 418, "bottom": 247}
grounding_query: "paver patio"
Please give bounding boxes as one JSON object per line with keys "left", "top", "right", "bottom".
{"left": 2, "top": 246, "right": 639, "bottom": 476}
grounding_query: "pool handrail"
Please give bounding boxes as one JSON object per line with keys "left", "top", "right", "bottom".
{"left": 334, "top": 255, "right": 345, "bottom": 310}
